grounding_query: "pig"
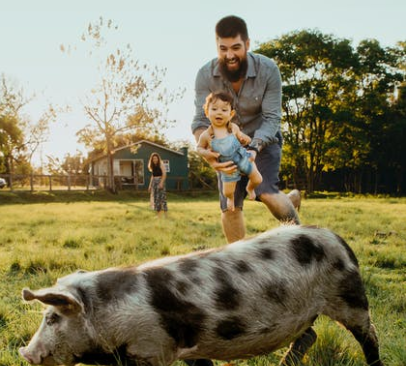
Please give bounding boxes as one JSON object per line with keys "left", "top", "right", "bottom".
{"left": 19, "top": 225, "right": 383, "bottom": 366}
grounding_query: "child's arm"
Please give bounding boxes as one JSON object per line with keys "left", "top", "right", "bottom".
{"left": 231, "top": 123, "right": 251, "bottom": 145}
{"left": 197, "top": 131, "right": 220, "bottom": 159}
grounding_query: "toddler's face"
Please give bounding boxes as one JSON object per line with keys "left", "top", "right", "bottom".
{"left": 207, "top": 99, "right": 233, "bottom": 128}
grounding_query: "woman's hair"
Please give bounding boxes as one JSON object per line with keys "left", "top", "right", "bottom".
{"left": 148, "top": 152, "right": 161, "bottom": 172}
{"left": 215, "top": 15, "right": 249, "bottom": 41}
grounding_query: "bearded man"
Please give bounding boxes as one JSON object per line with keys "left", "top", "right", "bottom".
{"left": 192, "top": 15, "right": 300, "bottom": 244}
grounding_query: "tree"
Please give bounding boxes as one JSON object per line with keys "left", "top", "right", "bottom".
{"left": 0, "top": 74, "right": 56, "bottom": 177}
{"left": 257, "top": 30, "right": 361, "bottom": 192}
{"left": 352, "top": 40, "right": 405, "bottom": 193}
{"left": 46, "top": 151, "right": 86, "bottom": 175}
{"left": 256, "top": 31, "right": 406, "bottom": 193}
{"left": 62, "top": 18, "right": 183, "bottom": 192}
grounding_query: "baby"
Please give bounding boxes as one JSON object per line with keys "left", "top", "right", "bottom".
{"left": 197, "top": 91, "right": 262, "bottom": 211}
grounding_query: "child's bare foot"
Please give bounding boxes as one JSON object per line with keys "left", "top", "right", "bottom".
{"left": 246, "top": 186, "right": 256, "bottom": 200}
{"left": 227, "top": 198, "right": 235, "bottom": 211}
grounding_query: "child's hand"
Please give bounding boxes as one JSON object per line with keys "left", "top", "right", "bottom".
{"left": 239, "top": 135, "right": 251, "bottom": 145}
{"left": 239, "top": 133, "right": 251, "bottom": 146}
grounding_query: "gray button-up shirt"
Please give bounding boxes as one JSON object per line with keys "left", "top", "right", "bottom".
{"left": 192, "top": 52, "right": 282, "bottom": 145}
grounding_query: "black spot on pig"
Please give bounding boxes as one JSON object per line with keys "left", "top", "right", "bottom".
{"left": 264, "top": 280, "right": 288, "bottom": 305}
{"left": 332, "top": 258, "right": 346, "bottom": 271}
{"left": 145, "top": 267, "right": 206, "bottom": 348}
{"left": 95, "top": 269, "right": 139, "bottom": 302}
{"left": 339, "top": 269, "right": 368, "bottom": 309}
{"left": 291, "top": 235, "right": 326, "bottom": 266}
{"left": 257, "top": 248, "right": 275, "bottom": 260}
{"left": 213, "top": 267, "right": 241, "bottom": 310}
{"left": 178, "top": 259, "right": 199, "bottom": 274}
{"left": 215, "top": 316, "right": 246, "bottom": 340}
{"left": 233, "top": 260, "right": 253, "bottom": 273}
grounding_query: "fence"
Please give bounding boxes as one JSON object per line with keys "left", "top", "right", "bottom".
{"left": 0, "top": 174, "right": 188, "bottom": 192}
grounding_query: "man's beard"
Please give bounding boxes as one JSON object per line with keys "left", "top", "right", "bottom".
{"left": 219, "top": 57, "right": 248, "bottom": 82}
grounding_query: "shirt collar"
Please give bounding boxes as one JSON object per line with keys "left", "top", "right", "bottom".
{"left": 213, "top": 52, "right": 256, "bottom": 79}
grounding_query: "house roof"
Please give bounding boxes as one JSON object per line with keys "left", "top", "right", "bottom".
{"left": 114, "top": 140, "right": 185, "bottom": 156}
{"left": 89, "top": 140, "right": 186, "bottom": 163}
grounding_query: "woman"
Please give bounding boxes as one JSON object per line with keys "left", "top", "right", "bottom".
{"left": 148, "top": 152, "right": 168, "bottom": 217}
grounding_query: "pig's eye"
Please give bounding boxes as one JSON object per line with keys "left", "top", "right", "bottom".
{"left": 46, "top": 313, "right": 61, "bottom": 326}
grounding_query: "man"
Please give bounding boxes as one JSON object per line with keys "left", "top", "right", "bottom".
{"left": 192, "top": 15, "right": 300, "bottom": 244}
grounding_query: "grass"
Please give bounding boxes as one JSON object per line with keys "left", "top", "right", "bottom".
{"left": 0, "top": 191, "right": 405, "bottom": 366}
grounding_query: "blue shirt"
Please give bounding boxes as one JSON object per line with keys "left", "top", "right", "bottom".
{"left": 192, "top": 52, "right": 282, "bottom": 145}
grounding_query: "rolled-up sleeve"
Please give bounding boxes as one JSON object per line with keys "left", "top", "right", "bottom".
{"left": 191, "top": 67, "right": 211, "bottom": 134}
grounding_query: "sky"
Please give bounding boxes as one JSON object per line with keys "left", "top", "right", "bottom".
{"left": 1, "top": 0, "right": 406, "bottom": 165}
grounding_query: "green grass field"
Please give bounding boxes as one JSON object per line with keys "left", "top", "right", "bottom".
{"left": 0, "top": 192, "right": 405, "bottom": 366}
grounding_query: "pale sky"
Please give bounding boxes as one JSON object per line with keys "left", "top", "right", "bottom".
{"left": 1, "top": 0, "right": 405, "bottom": 165}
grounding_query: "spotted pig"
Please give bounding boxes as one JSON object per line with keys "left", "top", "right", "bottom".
{"left": 19, "top": 225, "right": 383, "bottom": 366}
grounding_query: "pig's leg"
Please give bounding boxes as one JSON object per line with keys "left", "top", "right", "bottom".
{"left": 279, "top": 327, "right": 317, "bottom": 366}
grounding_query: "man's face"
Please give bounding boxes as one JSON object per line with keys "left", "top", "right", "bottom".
{"left": 216, "top": 34, "right": 250, "bottom": 81}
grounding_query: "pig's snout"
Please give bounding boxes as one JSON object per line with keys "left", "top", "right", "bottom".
{"left": 19, "top": 346, "right": 42, "bottom": 365}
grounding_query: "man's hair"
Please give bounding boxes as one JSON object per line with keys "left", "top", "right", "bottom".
{"left": 215, "top": 15, "right": 249, "bottom": 41}
{"left": 204, "top": 91, "right": 234, "bottom": 113}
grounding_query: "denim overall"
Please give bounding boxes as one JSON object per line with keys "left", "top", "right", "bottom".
{"left": 211, "top": 134, "right": 253, "bottom": 182}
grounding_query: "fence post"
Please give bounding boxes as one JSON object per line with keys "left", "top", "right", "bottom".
{"left": 9, "top": 174, "right": 13, "bottom": 191}
{"left": 49, "top": 175, "right": 52, "bottom": 191}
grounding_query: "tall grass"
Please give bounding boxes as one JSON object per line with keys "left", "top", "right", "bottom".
{"left": 0, "top": 192, "right": 405, "bottom": 365}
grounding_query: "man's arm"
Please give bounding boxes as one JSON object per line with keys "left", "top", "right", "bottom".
{"left": 253, "top": 58, "right": 282, "bottom": 149}
{"left": 191, "top": 67, "right": 211, "bottom": 137}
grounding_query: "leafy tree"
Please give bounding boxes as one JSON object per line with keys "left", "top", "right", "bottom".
{"left": 256, "top": 31, "right": 406, "bottom": 193}
{"left": 46, "top": 151, "right": 86, "bottom": 175}
{"left": 62, "top": 18, "right": 183, "bottom": 192}
{"left": 257, "top": 30, "right": 361, "bottom": 192}
{"left": 0, "top": 75, "right": 56, "bottom": 177}
{"left": 0, "top": 76, "right": 26, "bottom": 174}
{"left": 352, "top": 40, "right": 405, "bottom": 193}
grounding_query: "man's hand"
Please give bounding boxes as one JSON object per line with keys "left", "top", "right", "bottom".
{"left": 213, "top": 160, "right": 237, "bottom": 173}
{"left": 201, "top": 150, "right": 237, "bottom": 173}
{"left": 195, "top": 126, "right": 237, "bottom": 173}
{"left": 205, "top": 154, "right": 237, "bottom": 173}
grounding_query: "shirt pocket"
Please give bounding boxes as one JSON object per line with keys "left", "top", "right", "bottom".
{"left": 237, "top": 92, "right": 263, "bottom": 117}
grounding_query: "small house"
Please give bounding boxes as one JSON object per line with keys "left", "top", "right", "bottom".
{"left": 89, "top": 140, "right": 189, "bottom": 190}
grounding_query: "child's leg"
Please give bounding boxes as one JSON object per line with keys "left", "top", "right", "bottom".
{"left": 247, "top": 164, "right": 263, "bottom": 200}
{"left": 223, "top": 181, "right": 237, "bottom": 211}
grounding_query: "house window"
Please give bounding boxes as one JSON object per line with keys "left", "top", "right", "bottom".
{"left": 163, "top": 160, "right": 170, "bottom": 173}
{"left": 117, "top": 159, "right": 144, "bottom": 185}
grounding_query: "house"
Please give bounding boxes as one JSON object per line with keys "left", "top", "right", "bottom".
{"left": 89, "top": 140, "right": 189, "bottom": 191}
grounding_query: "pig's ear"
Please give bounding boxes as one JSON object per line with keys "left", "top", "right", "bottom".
{"left": 22, "top": 288, "right": 82, "bottom": 315}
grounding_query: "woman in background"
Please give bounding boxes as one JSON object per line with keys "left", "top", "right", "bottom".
{"left": 148, "top": 152, "right": 168, "bottom": 217}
